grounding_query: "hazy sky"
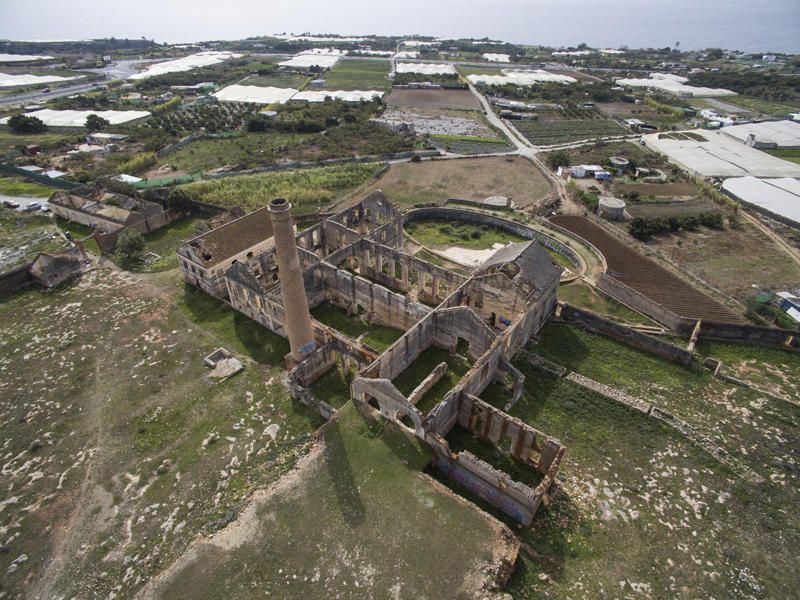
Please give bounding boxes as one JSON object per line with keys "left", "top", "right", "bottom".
{"left": 1, "top": 0, "right": 799, "bottom": 52}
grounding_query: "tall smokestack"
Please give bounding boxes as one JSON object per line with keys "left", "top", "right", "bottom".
{"left": 269, "top": 198, "right": 316, "bottom": 365}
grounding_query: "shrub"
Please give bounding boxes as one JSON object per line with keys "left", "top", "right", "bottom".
{"left": 117, "top": 228, "right": 145, "bottom": 260}
{"left": 7, "top": 114, "right": 47, "bottom": 134}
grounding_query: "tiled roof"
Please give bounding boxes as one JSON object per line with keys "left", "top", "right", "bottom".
{"left": 477, "top": 241, "right": 562, "bottom": 297}
{"left": 185, "top": 206, "right": 274, "bottom": 267}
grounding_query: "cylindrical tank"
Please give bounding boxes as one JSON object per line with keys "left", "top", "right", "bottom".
{"left": 598, "top": 196, "right": 626, "bottom": 221}
{"left": 268, "top": 198, "right": 316, "bottom": 364}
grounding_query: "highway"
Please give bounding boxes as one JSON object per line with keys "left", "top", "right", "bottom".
{"left": 0, "top": 59, "right": 158, "bottom": 107}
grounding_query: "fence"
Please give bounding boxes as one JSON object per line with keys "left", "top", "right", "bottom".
{"left": 0, "top": 163, "right": 81, "bottom": 190}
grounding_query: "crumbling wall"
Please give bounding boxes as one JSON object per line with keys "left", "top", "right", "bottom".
{"left": 560, "top": 303, "right": 694, "bottom": 366}
{"left": 698, "top": 321, "right": 798, "bottom": 350}
{"left": 596, "top": 273, "right": 692, "bottom": 332}
{"left": 317, "top": 261, "right": 431, "bottom": 332}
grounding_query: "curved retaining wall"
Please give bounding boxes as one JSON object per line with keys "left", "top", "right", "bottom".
{"left": 403, "top": 207, "right": 581, "bottom": 269}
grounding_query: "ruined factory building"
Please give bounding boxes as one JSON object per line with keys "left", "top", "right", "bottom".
{"left": 177, "top": 193, "right": 566, "bottom": 525}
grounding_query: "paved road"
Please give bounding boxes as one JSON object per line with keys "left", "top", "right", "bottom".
{"left": 0, "top": 59, "right": 159, "bottom": 107}
{"left": 1, "top": 194, "right": 50, "bottom": 211}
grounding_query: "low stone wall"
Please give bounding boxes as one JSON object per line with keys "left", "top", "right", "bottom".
{"left": 0, "top": 262, "right": 34, "bottom": 296}
{"left": 560, "top": 303, "right": 694, "bottom": 366}
{"left": 595, "top": 274, "right": 691, "bottom": 332}
{"left": 698, "top": 320, "right": 798, "bottom": 350}
{"left": 566, "top": 372, "right": 651, "bottom": 413}
{"left": 156, "top": 131, "right": 204, "bottom": 157}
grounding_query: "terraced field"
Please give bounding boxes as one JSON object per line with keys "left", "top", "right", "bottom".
{"left": 512, "top": 114, "right": 628, "bottom": 146}
{"left": 550, "top": 215, "right": 742, "bottom": 322}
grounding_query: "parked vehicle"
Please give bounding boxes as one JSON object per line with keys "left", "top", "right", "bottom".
{"left": 23, "top": 202, "right": 42, "bottom": 212}
{"left": 2, "top": 200, "right": 20, "bottom": 209}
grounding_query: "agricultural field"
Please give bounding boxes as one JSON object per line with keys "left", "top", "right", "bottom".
{"left": 320, "top": 58, "right": 391, "bottom": 91}
{"left": 473, "top": 323, "right": 800, "bottom": 598}
{"left": 0, "top": 129, "right": 81, "bottom": 155}
{"left": 180, "top": 163, "right": 383, "bottom": 213}
{"left": 240, "top": 72, "right": 310, "bottom": 89}
{"left": 512, "top": 111, "right": 629, "bottom": 146}
{"left": 713, "top": 94, "right": 799, "bottom": 117}
{"left": 144, "top": 102, "right": 260, "bottom": 136}
{"left": 625, "top": 198, "right": 722, "bottom": 220}
{"left": 646, "top": 218, "right": 800, "bottom": 303}
{"left": 0, "top": 174, "right": 54, "bottom": 197}
{"left": 155, "top": 132, "right": 306, "bottom": 174}
{"left": 597, "top": 101, "right": 684, "bottom": 128}
{"left": 550, "top": 215, "right": 742, "bottom": 322}
{"left": 386, "top": 88, "right": 481, "bottom": 110}
{"left": 357, "top": 156, "right": 552, "bottom": 209}
{"left": 615, "top": 182, "right": 697, "bottom": 198}
{"left": 556, "top": 141, "right": 664, "bottom": 170}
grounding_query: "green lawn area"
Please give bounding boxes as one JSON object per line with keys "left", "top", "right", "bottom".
{"left": 457, "top": 64, "right": 508, "bottom": 77}
{"left": 405, "top": 218, "right": 526, "bottom": 250}
{"left": 147, "top": 402, "right": 512, "bottom": 600}
{"left": 321, "top": 59, "right": 391, "bottom": 91}
{"left": 0, "top": 129, "right": 80, "bottom": 154}
{"left": 241, "top": 72, "right": 310, "bottom": 89}
{"left": 113, "top": 216, "right": 206, "bottom": 272}
{"left": 557, "top": 281, "right": 657, "bottom": 326}
{"left": 0, "top": 175, "right": 55, "bottom": 198}
{"left": 180, "top": 163, "right": 382, "bottom": 214}
{"left": 177, "top": 282, "right": 290, "bottom": 364}
{"left": 391, "top": 345, "right": 472, "bottom": 414}
{"left": 475, "top": 329, "right": 800, "bottom": 598}
{"left": 311, "top": 302, "right": 403, "bottom": 351}
{"left": 54, "top": 217, "right": 100, "bottom": 254}
{"left": 159, "top": 132, "right": 307, "bottom": 173}
{"left": 717, "top": 95, "right": 799, "bottom": 116}
{"left": 764, "top": 147, "right": 800, "bottom": 164}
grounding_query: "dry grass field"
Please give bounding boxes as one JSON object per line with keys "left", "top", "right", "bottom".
{"left": 386, "top": 88, "right": 481, "bottom": 110}
{"left": 358, "top": 156, "right": 552, "bottom": 208}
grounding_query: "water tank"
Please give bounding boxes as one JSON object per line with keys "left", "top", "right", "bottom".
{"left": 609, "top": 156, "right": 630, "bottom": 174}
{"left": 598, "top": 196, "right": 626, "bottom": 221}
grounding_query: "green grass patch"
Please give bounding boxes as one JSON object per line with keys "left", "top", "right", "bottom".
{"left": 405, "top": 218, "right": 526, "bottom": 250}
{"left": 0, "top": 175, "right": 54, "bottom": 198}
{"left": 557, "top": 281, "right": 656, "bottom": 326}
{"left": 180, "top": 163, "right": 382, "bottom": 214}
{"left": 311, "top": 302, "right": 402, "bottom": 351}
{"left": 430, "top": 133, "right": 507, "bottom": 144}
{"left": 112, "top": 216, "right": 205, "bottom": 272}
{"left": 160, "top": 132, "right": 307, "bottom": 173}
{"left": 717, "top": 95, "right": 799, "bottom": 116}
{"left": 392, "top": 346, "right": 471, "bottom": 414}
{"left": 242, "top": 73, "right": 310, "bottom": 89}
{"left": 321, "top": 59, "right": 391, "bottom": 91}
{"left": 150, "top": 401, "right": 508, "bottom": 600}
{"left": 178, "top": 283, "right": 289, "bottom": 364}
{"left": 764, "top": 147, "right": 800, "bottom": 164}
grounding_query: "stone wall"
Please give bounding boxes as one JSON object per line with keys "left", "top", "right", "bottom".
{"left": 595, "top": 273, "right": 691, "bottom": 332}
{"left": 0, "top": 262, "right": 33, "bottom": 296}
{"left": 406, "top": 207, "right": 582, "bottom": 269}
{"left": 560, "top": 303, "right": 694, "bottom": 366}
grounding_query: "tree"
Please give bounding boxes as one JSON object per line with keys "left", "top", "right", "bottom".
{"left": 546, "top": 150, "right": 571, "bottom": 170}
{"left": 166, "top": 188, "right": 194, "bottom": 212}
{"left": 85, "top": 114, "right": 111, "bottom": 131}
{"left": 7, "top": 114, "right": 47, "bottom": 134}
{"left": 116, "top": 228, "right": 145, "bottom": 260}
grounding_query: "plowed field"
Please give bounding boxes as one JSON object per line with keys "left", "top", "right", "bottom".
{"left": 551, "top": 216, "right": 742, "bottom": 322}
